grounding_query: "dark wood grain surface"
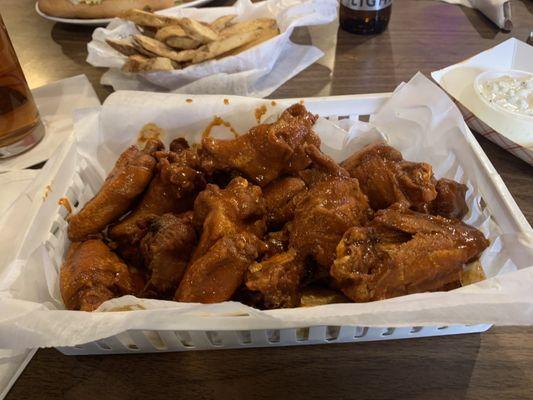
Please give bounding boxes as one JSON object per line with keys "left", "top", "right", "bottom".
{"left": 1, "top": 0, "right": 532, "bottom": 399}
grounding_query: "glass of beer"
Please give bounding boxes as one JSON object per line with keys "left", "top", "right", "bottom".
{"left": 0, "top": 13, "right": 44, "bottom": 159}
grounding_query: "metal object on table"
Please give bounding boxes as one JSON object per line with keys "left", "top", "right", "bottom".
{"left": 0, "top": 13, "right": 44, "bottom": 159}
{"left": 502, "top": 1, "right": 512, "bottom": 32}
{"left": 527, "top": 32, "right": 533, "bottom": 46}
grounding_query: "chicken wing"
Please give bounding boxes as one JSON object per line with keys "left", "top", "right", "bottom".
{"left": 139, "top": 212, "right": 197, "bottom": 298}
{"left": 245, "top": 249, "right": 307, "bottom": 309}
{"left": 263, "top": 176, "right": 307, "bottom": 230}
{"left": 331, "top": 204, "right": 490, "bottom": 302}
{"left": 416, "top": 178, "right": 469, "bottom": 220}
{"left": 341, "top": 142, "right": 437, "bottom": 211}
{"left": 68, "top": 139, "right": 162, "bottom": 242}
{"left": 175, "top": 232, "right": 263, "bottom": 303}
{"left": 290, "top": 146, "right": 372, "bottom": 268}
{"left": 192, "top": 176, "right": 266, "bottom": 261}
{"left": 60, "top": 239, "right": 136, "bottom": 311}
{"left": 108, "top": 142, "right": 206, "bottom": 262}
{"left": 201, "top": 104, "right": 320, "bottom": 186}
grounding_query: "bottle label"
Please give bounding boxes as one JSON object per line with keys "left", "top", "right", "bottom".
{"left": 341, "top": 0, "right": 392, "bottom": 11}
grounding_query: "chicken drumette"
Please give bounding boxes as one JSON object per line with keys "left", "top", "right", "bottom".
{"left": 175, "top": 177, "right": 267, "bottom": 303}
{"left": 68, "top": 139, "right": 162, "bottom": 242}
{"left": 331, "top": 204, "right": 489, "bottom": 302}
{"left": 201, "top": 104, "right": 320, "bottom": 186}
{"left": 60, "top": 239, "right": 137, "bottom": 311}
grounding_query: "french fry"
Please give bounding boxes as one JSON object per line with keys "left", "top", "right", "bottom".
{"left": 191, "top": 29, "right": 264, "bottom": 63}
{"left": 179, "top": 17, "right": 219, "bottom": 43}
{"left": 121, "top": 9, "right": 182, "bottom": 28}
{"left": 123, "top": 56, "right": 175, "bottom": 73}
{"left": 155, "top": 25, "right": 187, "bottom": 42}
{"left": 226, "top": 27, "right": 280, "bottom": 56}
{"left": 132, "top": 40, "right": 158, "bottom": 57}
{"left": 219, "top": 18, "right": 277, "bottom": 38}
{"left": 106, "top": 37, "right": 139, "bottom": 56}
{"left": 210, "top": 14, "right": 237, "bottom": 31}
{"left": 133, "top": 34, "right": 195, "bottom": 62}
{"left": 166, "top": 36, "right": 202, "bottom": 50}
{"left": 122, "top": 54, "right": 148, "bottom": 72}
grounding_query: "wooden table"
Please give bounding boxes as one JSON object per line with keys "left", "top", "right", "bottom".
{"left": 2, "top": 1, "right": 533, "bottom": 399}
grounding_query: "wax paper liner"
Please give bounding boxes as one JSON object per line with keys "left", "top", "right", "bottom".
{"left": 87, "top": 0, "right": 338, "bottom": 97}
{"left": 0, "top": 73, "right": 532, "bottom": 350}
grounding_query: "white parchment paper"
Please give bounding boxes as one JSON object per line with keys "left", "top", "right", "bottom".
{"left": 0, "top": 73, "right": 532, "bottom": 351}
{"left": 87, "top": 0, "right": 339, "bottom": 97}
{"left": 439, "top": 0, "right": 510, "bottom": 29}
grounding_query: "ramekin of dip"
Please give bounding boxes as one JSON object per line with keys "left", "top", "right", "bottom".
{"left": 474, "top": 70, "right": 533, "bottom": 122}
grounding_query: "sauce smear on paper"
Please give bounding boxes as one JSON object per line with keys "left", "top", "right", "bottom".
{"left": 137, "top": 123, "right": 164, "bottom": 145}
{"left": 254, "top": 105, "right": 267, "bottom": 123}
{"left": 202, "top": 116, "right": 239, "bottom": 139}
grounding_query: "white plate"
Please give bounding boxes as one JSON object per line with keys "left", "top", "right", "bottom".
{"left": 35, "top": 0, "right": 216, "bottom": 26}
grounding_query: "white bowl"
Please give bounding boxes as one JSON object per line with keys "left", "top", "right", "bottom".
{"left": 474, "top": 69, "right": 533, "bottom": 123}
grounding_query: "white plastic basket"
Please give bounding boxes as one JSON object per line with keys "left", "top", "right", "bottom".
{"left": 34, "top": 93, "right": 531, "bottom": 355}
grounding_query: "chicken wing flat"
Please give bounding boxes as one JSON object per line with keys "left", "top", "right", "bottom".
{"left": 245, "top": 249, "right": 307, "bottom": 309}
{"left": 416, "top": 178, "right": 469, "bottom": 220}
{"left": 68, "top": 139, "right": 162, "bottom": 242}
{"left": 60, "top": 239, "right": 136, "bottom": 311}
{"left": 290, "top": 146, "right": 372, "bottom": 268}
{"left": 192, "top": 176, "right": 266, "bottom": 261}
{"left": 201, "top": 104, "right": 320, "bottom": 186}
{"left": 263, "top": 176, "right": 307, "bottom": 230}
{"left": 331, "top": 204, "right": 490, "bottom": 302}
{"left": 175, "top": 232, "right": 263, "bottom": 303}
{"left": 341, "top": 142, "right": 437, "bottom": 211}
{"left": 108, "top": 143, "right": 206, "bottom": 262}
{"left": 139, "top": 212, "right": 197, "bottom": 297}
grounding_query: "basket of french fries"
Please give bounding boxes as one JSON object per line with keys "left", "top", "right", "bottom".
{"left": 87, "top": 0, "right": 339, "bottom": 96}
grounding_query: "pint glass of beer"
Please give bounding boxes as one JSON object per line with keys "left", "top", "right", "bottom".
{"left": 0, "top": 14, "right": 44, "bottom": 158}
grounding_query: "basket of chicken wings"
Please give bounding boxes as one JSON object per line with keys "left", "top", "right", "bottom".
{"left": 2, "top": 74, "right": 532, "bottom": 351}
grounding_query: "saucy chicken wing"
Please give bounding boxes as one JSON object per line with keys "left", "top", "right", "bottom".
{"left": 191, "top": 176, "right": 266, "bottom": 261}
{"left": 201, "top": 104, "right": 320, "bottom": 186}
{"left": 416, "top": 178, "right": 469, "bottom": 220}
{"left": 331, "top": 204, "right": 489, "bottom": 302}
{"left": 290, "top": 146, "right": 372, "bottom": 268}
{"left": 263, "top": 176, "right": 307, "bottom": 229}
{"left": 245, "top": 249, "right": 307, "bottom": 309}
{"left": 60, "top": 239, "right": 136, "bottom": 311}
{"left": 68, "top": 139, "right": 162, "bottom": 242}
{"left": 139, "top": 212, "right": 197, "bottom": 297}
{"left": 108, "top": 142, "right": 206, "bottom": 262}
{"left": 341, "top": 142, "right": 437, "bottom": 211}
{"left": 175, "top": 232, "right": 264, "bottom": 303}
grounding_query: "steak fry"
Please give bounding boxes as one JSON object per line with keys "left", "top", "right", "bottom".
{"left": 68, "top": 139, "right": 162, "bottom": 242}
{"left": 60, "top": 239, "right": 136, "bottom": 311}
{"left": 331, "top": 204, "right": 490, "bottom": 302}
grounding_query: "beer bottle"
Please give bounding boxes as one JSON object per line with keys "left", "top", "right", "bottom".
{"left": 340, "top": 0, "right": 393, "bottom": 35}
